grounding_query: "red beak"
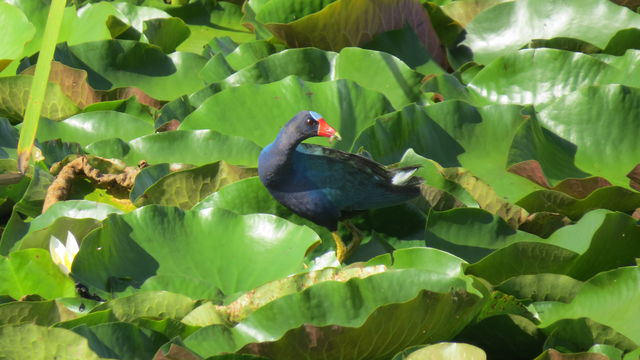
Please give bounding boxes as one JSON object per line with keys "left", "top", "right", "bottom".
{"left": 317, "top": 118, "right": 341, "bottom": 140}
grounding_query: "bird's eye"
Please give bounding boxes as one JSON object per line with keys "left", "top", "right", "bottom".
{"left": 306, "top": 118, "right": 314, "bottom": 126}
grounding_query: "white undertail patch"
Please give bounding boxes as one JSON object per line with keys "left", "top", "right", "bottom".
{"left": 391, "top": 168, "right": 418, "bottom": 185}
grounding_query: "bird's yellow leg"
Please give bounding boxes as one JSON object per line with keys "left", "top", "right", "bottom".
{"left": 332, "top": 232, "right": 347, "bottom": 263}
{"left": 332, "top": 221, "right": 364, "bottom": 263}
{"left": 343, "top": 220, "right": 363, "bottom": 260}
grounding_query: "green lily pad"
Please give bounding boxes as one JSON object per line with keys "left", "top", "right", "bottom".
{"left": 463, "top": 0, "right": 640, "bottom": 64}
{"left": 454, "top": 314, "right": 544, "bottom": 360}
{"left": 0, "top": 323, "right": 101, "bottom": 359}
{"left": 467, "top": 49, "right": 624, "bottom": 106}
{"left": 184, "top": 266, "right": 486, "bottom": 358}
{"left": 0, "top": 248, "right": 76, "bottom": 300}
{"left": 507, "top": 115, "right": 590, "bottom": 186}
{"left": 180, "top": 76, "right": 394, "bottom": 151}
{"left": 496, "top": 274, "right": 585, "bottom": 303}
{"left": 516, "top": 187, "right": 640, "bottom": 220}
{"left": 256, "top": 0, "right": 445, "bottom": 64}
{"left": 17, "top": 217, "right": 100, "bottom": 253}
{"left": 393, "top": 342, "right": 487, "bottom": 360}
{"left": 425, "top": 208, "right": 540, "bottom": 263}
{"left": 466, "top": 210, "right": 640, "bottom": 283}
{"left": 220, "top": 47, "right": 424, "bottom": 109}
{"left": 37, "top": 111, "right": 154, "bottom": 146}
{"left": 440, "top": 0, "right": 512, "bottom": 27}
{"left": 535, "top": 266, "right": 640, "bottom": 345}
{"left": 0, "top": 3, "right": 35, "bottom": 62}
{"left": 0, "top": 76, "right": 80, "bottom": 123}
{"left": 72, "top": 322, "right": 168, "bottom": 360}
{"left": 543, "top": 318, "right": 637, "bottom": 355}
{"left": 534, "top": 348, "right": 610, "bottom": 360}
{"left": 86, "top": 130, "right": 263, "bottom": 167}
{"left": 63, "top": 40, "right": 207, "bottom": 100}
{"left": 0, "top": 300, "right": 74, "bottom": 326}
{"left": 133, "top": 161, "right": 257, "bottom": 208}
{"left": 537, "top": 84, "right": 640, "bottom": 187}
{"left": 72, "top": 206, "right": 319, "bottom": 297}
{"left": 143, "top": 17, "right": 191, "bottom": 53}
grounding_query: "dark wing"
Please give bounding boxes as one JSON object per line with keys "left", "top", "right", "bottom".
{"left": 295, "top": 144, "right": 422, "bottom": 211}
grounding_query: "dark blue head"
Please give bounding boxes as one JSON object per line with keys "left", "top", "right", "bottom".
{"left": 283, "top": 111, "right": 341, "bottom": 142}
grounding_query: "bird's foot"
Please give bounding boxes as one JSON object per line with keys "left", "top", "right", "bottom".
{"left": 332, "top": 232, "right": 347, "bottom": 263}
{"left": 343, "top": 220, "right": 363, "bottom": 260}
{"left": 332, "top": 221, "right": 363, "bottom": 263}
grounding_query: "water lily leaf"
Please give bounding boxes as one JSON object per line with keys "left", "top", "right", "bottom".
{"left": 425, "top": 208, "right": 540, "bottom": 263}
{"left": 0, "top": 75, "right": 80, "bottom": 123}
{"left": 441, "top": 168, "right": 529, "bottom": 227}
{"left": 134, "top": 161, "right": 257, "bottom": 208}
{"left": 256, "top": 0, "right": 446, "bottom": 66}
{"left": 0, "top": 248, "right": 76, "bottom": 300}
{"left": 62, "top": 40, "right": 207, "bottom": 100}
{"left": 143, "top": 17, "right": 191, "bottom": 53}
{"left": 0, "top": 2, "right": 36, "bottom": 63}
{"left": 223, "top": 265, "right": 389, "bottom": 323}
{"left": 9, "top": 0, "right": 76, "bottom": 58}
{"left": 454, "top": 314, "right": 544, "bottom": 360}
{"left": 628, "top": 164, "right": 640, "bottom": 192}
{"left": 468, "top": 49, "right": 624, "bottom": 106}
{"left": 396, "top": 149, "right": 476, "bottom": 208}
{"left": 0, "top": 118, "right": 18, "bottom": 158}
{"left": 184, "top": 267, "right": 486, "bottom": 358}
{"left": 543, "top": 318, "right": 637, "bottom": 355}
{"left": 507, "top": 115, "right": 590, "bottom": 186}
{"left": 440, "top": 0, "right": 512, "bottom": 28}
{"left": 130, "top": 163, "right": 171, "bottom": 202}
{"left": 223, "top": 40, "right": 278, "bottom": 71}
{"left": 467, "top": 242, "right": 578, "bottom": 285}
{"left": 0, "top": 300, "right": 76, "bottom": 326}
{"left": 30, "top": 200, "right": 123, "bottom": 235}
{"left": 95, "top": 291, "right": 198, "bottom": 322}
{"left": 538, "top": 85, "right": 640, "bottom": 187}
{"left": 37, "top": 111, "right": 154, "bottom": 146}
{"left": 535, "top": 267, "right": 640, "bottom": 345}
{"left": 603, "top": 27, "right": 640, "bottom": 55}
{"left": 463, "top": 0, "right": 640, "bottom": 64}
{"left": 17, "top": 217, "right": 100, "bottom": 252}
{"left": 180, "top": 76, "right": 394, "bottom": 151}
{"left": 421, "top": 73, "right": 473, "bottom": 103}
{"left": 67, "top": 2, "right": 121, "bottom": 46}
{"left": 221, "top": 47, "right": 425, "bottom": 109}
{"left": 363, "top": 24, "right": 446, "bottom": 75}
{"left": 12, "top": 167, "right": 54, "bottom": 218}
{"left": 0, "top": 323, "right": 101, "bottom": 359}
{"left": 394, "top": 342, "right": 487, "bottom": 360}
{"left": 524, "top": 37, "right": 602, "bottom": 54}
{"left": 72, "top": 322, "right": 169, "bottom": 360}
{"left": 153, "top": 343, "right": 204, "bottom": 360}
{"left": 466, "top": 210, "right": 640, "bottom": 283}
{"left": 72, "top": 206, "right": 319, "bottom": 297}
{"left": 86, "top": 130, "right": 263, "bottom": 167}
{"left": 593, "top": 49, "right": 640, "bottom": 88}
{"left": 496, "top": 274, "right": 584, "bottom": 303}
{"left": 516, "top": 187, "right": 640, "bottom": 220}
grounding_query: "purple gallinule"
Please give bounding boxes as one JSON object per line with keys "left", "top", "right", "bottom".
{"left": 258, "top": 111, "right": 422, "bottom": 262}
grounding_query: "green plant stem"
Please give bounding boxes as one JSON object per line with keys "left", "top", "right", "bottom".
{"left": 16, "top": 0, "right": 67, "bottom": 174}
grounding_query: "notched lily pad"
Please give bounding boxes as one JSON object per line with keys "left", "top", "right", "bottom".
{"left": 133, "top": 161, "right": 257, "bottom": 209}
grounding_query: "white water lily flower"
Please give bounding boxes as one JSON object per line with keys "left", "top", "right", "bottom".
{"left": 49, "top": 231, "right": 79, "bottom": 275}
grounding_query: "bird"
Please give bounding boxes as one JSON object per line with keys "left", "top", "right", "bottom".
{"left": 258, "top": 111, "right": 423, "bottom": 262}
